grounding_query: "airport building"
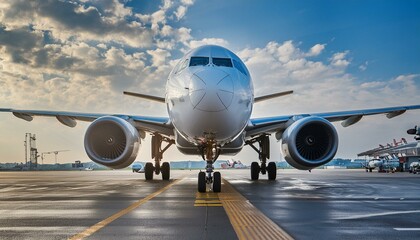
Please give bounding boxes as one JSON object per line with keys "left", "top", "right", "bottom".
{"left": 358, "top": 137, "right": 420, "bottom": 171}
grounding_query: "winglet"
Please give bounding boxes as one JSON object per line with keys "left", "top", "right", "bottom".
{"left": 123, "top": 91, "right": 166, "bottom": 103}
{"left": 254, "top": 90, "right": 293, "bottom": 103}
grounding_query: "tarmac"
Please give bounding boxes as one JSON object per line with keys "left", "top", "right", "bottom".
{"left": 1, "top": 168, "right": 420, "bottom": 239}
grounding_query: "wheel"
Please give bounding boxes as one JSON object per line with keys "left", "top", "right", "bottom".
{"left": 161, "top": 162, "right": 170, "bottom": 180}
{"left": 145, "top": 162, "right": 154, "bottom": 180}
{"left": 198, "top": 172, "right": 206, "bottom": 193}
{"left": 267, "top": 162, "right": 277, "bottom": 180}
{"left": 213, "top": 172, "right": 221, "bottom": 192}
{"left": 251, "top": 162, "right": 260, "bottom": 180}
{"left": 369, "top": 168, "right": 372, "bottom": 172}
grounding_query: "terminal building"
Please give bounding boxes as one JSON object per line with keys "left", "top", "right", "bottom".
{"left": 358, "top": 126, "right": 420, "bottom": 171}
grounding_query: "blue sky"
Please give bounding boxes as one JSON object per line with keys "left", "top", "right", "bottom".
{"left": 183, "top": 0, "right": 420, "bottom": 81}
{"left": 0, "top": 0, "right": 419, "bottom": 164}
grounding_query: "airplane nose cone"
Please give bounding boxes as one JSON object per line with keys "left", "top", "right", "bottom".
{"left": 189, "top": 68, "right": 234, "bottom": 112}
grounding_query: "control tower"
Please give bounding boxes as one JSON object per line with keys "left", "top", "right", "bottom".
{"left": 24, "top": 133, "right": 38, "bottom": 168}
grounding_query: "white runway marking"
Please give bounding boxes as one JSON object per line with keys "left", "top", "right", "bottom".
{"left": 0, "top": 227, "right": 84, "bottom": 231}
{"left": 394, "top": 228, "right": 420, "bottom": 231}
{"left": 334, "top": 210, "right": 420, "bottom": 220}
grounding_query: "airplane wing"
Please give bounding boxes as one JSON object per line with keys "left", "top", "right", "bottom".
{"left": 254, "top": 90, "right": 293, "bottom": 103}
{"left": 246, "top": 104, "right": 420, "bottom": 138}
{"left": 0, "top": 108, "right": 173, "bottom": 137}
{"left": 123, "top": 91, "right": 166, "bottom": 103}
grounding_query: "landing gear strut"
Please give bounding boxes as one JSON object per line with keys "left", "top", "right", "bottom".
{"left": 198, "top": 142, "right": 222, "bottom": 193}
{"left": 145, "top": 134, "right": 174, "bottom": 180}
{"left": 246, "top": 135, "right": 277, "bottom": 180}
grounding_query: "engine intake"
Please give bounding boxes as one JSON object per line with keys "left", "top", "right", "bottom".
{"left": 281, "top": 116, "right": 338, "bottom": 170}
{"left": 84, "top": 116, "right": 140, "bottom": 169}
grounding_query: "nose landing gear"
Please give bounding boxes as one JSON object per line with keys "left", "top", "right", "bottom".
{"left": 198, "top": 142, "right": 222, "bottom": 193}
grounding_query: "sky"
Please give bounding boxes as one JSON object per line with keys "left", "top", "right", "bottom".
{"left": 0, "top": 0, "right": 419, "bottom": 165}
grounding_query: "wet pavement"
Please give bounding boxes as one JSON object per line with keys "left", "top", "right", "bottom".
{"left": 224, "top": 169, "right": 420, "bottom": 240}
{"left": 1, "top": 169, "right": 420, "bottom": 239}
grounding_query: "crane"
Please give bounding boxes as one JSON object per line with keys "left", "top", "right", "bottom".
{"left": 41, "top": 150, "right": 70, "bottom": 164}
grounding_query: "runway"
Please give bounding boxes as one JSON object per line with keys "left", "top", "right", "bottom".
{"left": 1, "top": 169, "right": 420, "bottom": 239}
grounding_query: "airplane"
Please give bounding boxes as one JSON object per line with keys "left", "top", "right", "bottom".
{"left": 220, "top": 159, "right": 247, "bottom": 169}
{"left": 2, "top": 45, "right": 420, "bottom": 193}
{"left": 364, "top": 158, "right": 400, "bottom": 173}
{"left": 364, "top": 158, "right": 384, "bottom": 172}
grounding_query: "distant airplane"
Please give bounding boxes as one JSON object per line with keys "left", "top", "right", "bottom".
{"left": 364, "top": 158, "right": 399, "bottom": 173}
{"left": 2, "top": 45, "right": 420, "bottom": 192}
{"left": 365, "top": 159, "right": 384, "bottom": 172}
{"left": 220, "top": 159, "right": 246, "bottom": 169}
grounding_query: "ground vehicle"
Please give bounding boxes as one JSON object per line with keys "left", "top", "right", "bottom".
{"left": 409, "top": 162, "right": 420, "bottom": 174}
{"left": 132, "top": 162, "right": 144, "bottom": 173}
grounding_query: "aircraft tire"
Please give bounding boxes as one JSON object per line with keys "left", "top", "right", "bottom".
{"left": 213, "top": 172, "right": 221, "bottom": 192}
{"left": 251, "top": 162, "right": 260, "bottom": 180}
{"left": 145, "top": 162, "right": 154, "bottom": 180}
{"left": 161, "top": 162, "right": 170, "bottom": 180}
{"left": 267, "top": 162, "right": 277, "bottom": 180}
{"left": 198, "top": 172, "right": 206, "bottom": 193}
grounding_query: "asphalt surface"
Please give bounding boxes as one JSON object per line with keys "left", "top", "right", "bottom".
{"left": 224, "top": 169, "right": 420, "bottom": 240}
{"left": 1, "top": 169, "right": 420, "bottom": 239}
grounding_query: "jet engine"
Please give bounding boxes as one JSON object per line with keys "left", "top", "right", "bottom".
{"left": 281, "top": 116, "right": 338, "bottom": 170}
{"left": 84, "top": 116, "right": 140, "bottom": 169}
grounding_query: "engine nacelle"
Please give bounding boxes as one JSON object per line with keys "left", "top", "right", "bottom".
{"left": 281, "top": 116, "right": 338, "bottom": 170}
{"left": 84, "top": 116, "right": 140, "bottom": 169}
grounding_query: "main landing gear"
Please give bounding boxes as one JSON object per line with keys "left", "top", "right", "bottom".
{"left": 246, "top": 135, "right": 277, "bottom": 181}
{"left": 145, "top": 134, "right": 174, "bottom": 181}
{"left": 198, "top": 142, "right": 222, "bottom": 193}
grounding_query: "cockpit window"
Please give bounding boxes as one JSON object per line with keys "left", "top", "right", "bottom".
{"left": 190, "top": 57, "right": 209, "bottom": 66}
{"left": 213, "top": 58, "right": 233, "bottom": 67}
{"left": 233, "top": 59, "right": 248, "bottom": 76}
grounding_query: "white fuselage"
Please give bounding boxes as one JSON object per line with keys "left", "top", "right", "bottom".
{"left": 165, "top": 45, "right": 253, "bottom": 147}
{"left": 367, "top": 159, "right": 383, "bottom": 169}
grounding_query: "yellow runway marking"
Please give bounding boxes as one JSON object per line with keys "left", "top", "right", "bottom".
{"left": 194, "top": 191, "right": 222, "bottom": 207}
{"left": 68, "top": 178, "right": 183, "bottom": 240}
{"left": 219, "top": 179, "right": 294, "bottom": 240}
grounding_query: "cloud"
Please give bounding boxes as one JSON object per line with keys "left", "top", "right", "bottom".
{"left": 238, "top": 41, "right": 419, "bottom": 116}
{"left": 1, "top": 0, "right": 153, "bottom": 48}
{"left": 359, "top": 61, "right": 368, "bottom": 71}
{"left": 330, "top": 51, "right": 351, "bottom": 68}
{"left": 0, "top": 0, "right": 199, "bottom": 105}
{"left": 181, "top": 0, "right": 195, "bottom": 5}
{"left": 306, "top": 43, "right": 326, "bottom": 57}
{"left": 147, "top": 48, "right": 172, "bottom": 67}
{"left": 188, "top": 38, "right": 229, "bottom": 49}
{"left": 175, "top": 0, "right": 195, "bottom": 20}
{"left": 90, "top": 0, "right": 133, "bottom": 18}
{"left": 175, "top": 6, "right": 187, "bottom": 20}
{"left": 238, "top": 41, "right": 347, "bottom": 97}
